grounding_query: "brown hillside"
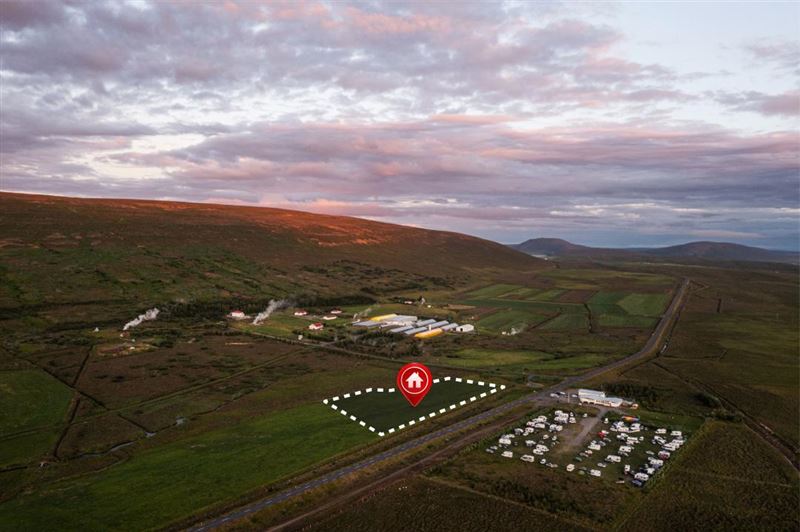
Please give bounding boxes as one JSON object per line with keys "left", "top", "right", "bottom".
{"left": 0, "top": 193, "right": 547, "bottom": 307}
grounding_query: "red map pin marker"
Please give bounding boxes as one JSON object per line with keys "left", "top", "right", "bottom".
{"left": 397, "top": 362, "right": 432, "bottom": 407}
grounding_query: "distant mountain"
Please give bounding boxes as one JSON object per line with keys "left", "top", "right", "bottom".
{"left": 512, "top": 238, "right": 592, "bottom": 256}
{"left": 511, "top": 238, "right": 798, "bottom": 264}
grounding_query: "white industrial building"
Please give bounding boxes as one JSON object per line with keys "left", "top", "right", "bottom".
{"left": 352, "top": 314, "right": 473, "bottom": 338}
{"left": 577, "top": 389, "right": 624, "bottom": 408}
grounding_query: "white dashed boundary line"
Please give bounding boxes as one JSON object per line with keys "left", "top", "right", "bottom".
{"left": 322, "top": 377, "right": 507, "bottom": 437}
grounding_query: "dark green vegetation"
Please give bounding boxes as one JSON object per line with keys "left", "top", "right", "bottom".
{"left": 0, "top": 193, "right": 540, "bottom": 529}
{"left": 619, "top": 421, "right": 798, "bottom": 531}
{"left": 411, "top": 270, "right": 675, "bottom": 379}
{"left": 0, "top": 192, "right": 545, "bottom": 311}
{"left": 308, "top": 476, "right": 592, "bottom": 531}
{"left": 0, "top": 404, "right": 373, "bottom": 531}
{"left": 586, "top": 262, "right": 799, "bottom": 451}
{"left": 0, "top": 370, "right": 73, "bottom": 434}
{"left": 334, "top": 380, "right": 500, "bottom": 432}
{"left": 0, "top": 194, "right": 796, "bottom": 531}
{"left": 298, "top": 260, "right": 799, "bottom": 530}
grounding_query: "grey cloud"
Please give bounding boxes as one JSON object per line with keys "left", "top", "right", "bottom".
{"left": 715, "top": 90, "right": 800, "bottom": 117}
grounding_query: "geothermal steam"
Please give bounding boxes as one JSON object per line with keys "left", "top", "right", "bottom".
{"left": 123, "top": 308, "right": 160, "bottom": 331}
{"left": 253, "top": 299, "right": 288, "bottom": 325}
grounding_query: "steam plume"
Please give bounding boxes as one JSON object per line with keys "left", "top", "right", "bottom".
{"left": 253, "top": 299, "right": 288, "bottom": 325}
{"left": 123, "top": 308, "right": 160, "bottom": 331}
{"left": 355, "top": 306, "right": 373, "bottom": 320}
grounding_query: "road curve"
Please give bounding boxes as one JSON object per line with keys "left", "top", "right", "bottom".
{"left": 188, "top": 278, "right": 690, "bottom": 531}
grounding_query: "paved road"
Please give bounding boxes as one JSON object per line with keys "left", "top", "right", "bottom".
{"left": 189, "top": 279, "right": 690, "bottom": 531}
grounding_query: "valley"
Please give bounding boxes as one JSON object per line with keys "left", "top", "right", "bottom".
{"left": 0, "top": 193, "right": 796, "bottom": 531}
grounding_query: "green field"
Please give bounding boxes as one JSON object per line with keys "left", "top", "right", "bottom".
{"left": 539, "top": 313, "right": 589, "bottom": 330}
{"left": 597, "top": 314, "right": 657, "bottom": 328}
{"left": 0, "top": 403, "right": 374, "bottom": 531}
{"left": 466, "top": 284, "right": 524, "bottom": 299}
{"left": 541, "top": 269, "right": 674, "bottom": 289}
{"left": 617, "top": 293, "right": 669, "bottom": 316}
{"left": 0, "top": 430, "right": 62, "bottom": 469}
{"left": 332, "top": 380, "right": 501, "bottom": 432}
{"left": 528, "top": 289, "right": 566, "bottom": 301}
{"left": 586, "top": 291, "right": 668, "bottom": 329}
{"left": 441, "top": 348, "right": 545, "bottom": 369}
{"left": 238, "top": 313, "right": 313, "bottom": 339}
{"left": 432, "top": 348, "right": 610, "bottom": 375}
{"left": 0, "top": 370, "right": 73, "bottom": 434}
{"left": 476, "top": 309, "right": 549, "bottom": 332}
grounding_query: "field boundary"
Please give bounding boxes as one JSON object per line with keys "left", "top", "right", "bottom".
{"left": 323, "top": 377, "right": 507, "bottom": 437}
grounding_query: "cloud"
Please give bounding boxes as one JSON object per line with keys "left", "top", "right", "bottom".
{"left": 0, "top": 1, "right": 797, "bottom": 249}
{"left": 715, "top": 90, "right": 800, "bottom": 117}
{"left": 744, "top": 39, "right": 800, "bottom": 75}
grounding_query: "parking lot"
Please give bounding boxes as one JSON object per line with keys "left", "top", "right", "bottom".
{"left": 486, "top": 406, "right": 689, "bottom": 488}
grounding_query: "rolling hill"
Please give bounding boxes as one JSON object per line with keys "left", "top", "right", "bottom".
{"left": 0, "top": 192, "right": 546, "bottom": 309}
{"left": 511, "top": 238, "right": 798, "bottom": 264}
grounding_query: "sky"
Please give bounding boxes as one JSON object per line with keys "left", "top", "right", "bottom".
{"left": 1, "top": 1, "right": 798, "bottom": 249}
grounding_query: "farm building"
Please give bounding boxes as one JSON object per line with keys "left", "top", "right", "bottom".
{"left": 322, "top": 315, "right": 337, "bottom": 321}
{"left": 382, "top": 315, "right": 418, "bottom": 326}
{"left": 404, "top": 326, "right": 430, "bottom": 335}
{"left": 415, "top": 328, "right": 443, "bottom": 339}
{"left": 293, "top": 310, "right": 308, "bottom": 316}
{"left": 578, "top": 389, "right": 624, "bottom": 408}
{"left": 308, "top": 323, "right": 324, "bottom": 331}
{"left": 228, "top": 310, "right": 246, "bottom": 319}
{"left": 455, "top": 324, "right": 475, "bottom": 333}
{"left": 369, "top": 313, "right": 398, "bottom": 322}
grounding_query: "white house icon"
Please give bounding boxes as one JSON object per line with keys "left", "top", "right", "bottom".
{"left": 405, "top": 371, "right": 424, "bottom": 389}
